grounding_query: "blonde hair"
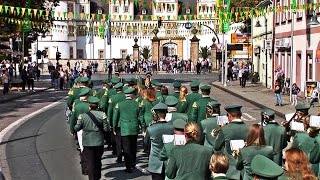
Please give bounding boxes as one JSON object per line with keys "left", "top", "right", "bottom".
{"left": 209, "top": 153, "right": 229, "bottom": 175}
{"left": 179, "top": 85, "right": 188, "bottom": 102}
{"left": 184, "top": 122, "right": 201, "bottom": 142}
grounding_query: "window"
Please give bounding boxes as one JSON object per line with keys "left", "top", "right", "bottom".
{"left": 167, "top": 4, "right": 173, "bottom": 12}
{"left": 113, "top": 6, "right": 119, "bottom": 13}
{"left": 99, "top": 50, "right": 104, "bottom": 59}
{"left": 67, "top": 3, "right": 74, "bottom": 12}
{"left": 77, "top": 26, "right": 86, "bottom": 36}
{"left": 120, "top": 49, "right": 127, "bottom": 59}
{"left": 308, "top": 54, "right": 313, "bottom": 80}
{"left": 124, "top": 6, "right": 129, "bottom": 13}
{"left": 70, "top": 47, "right": 74, "bottom": 59}
{"left": 77, "top": 49, "right": 84, "bottom": 59}
{"left": 68, "top": 26, "right": 74, "bottom": 36}
{"left": 44, "top": 47, "right": 49, "bottom": 58}
{"left": 79, "top": 5, "right": 85, "bottom": 13}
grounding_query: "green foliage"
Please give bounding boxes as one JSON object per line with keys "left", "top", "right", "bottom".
{"left": 199, "top": 46, "right": 211, "bottom": 60}
{"left": 230, "top": 0, "right": 260, "bottom": 8}
{"left": 125, "top": 54, "right": 131, "bottom": 61}
{"left": 140, "top": 46, "right": 152, "bottom": 61}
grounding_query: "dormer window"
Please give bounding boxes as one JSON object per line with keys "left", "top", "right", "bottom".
{"left": 142, "top": 8, "right": 146, "bottom": 14}
{"left": 186, "top": 9, "right": 190, "bottom": 14}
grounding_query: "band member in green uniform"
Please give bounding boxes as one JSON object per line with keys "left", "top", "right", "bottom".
{"left": 113, "top": 87, "right": 142, "bottom": 173}
{"left": 185, "top": 81, "right": 201, "bottom": 120}
{"left": 74, "top": 96, "right": 109, "bottom": 180}
{"left": 97, "top": 80, "right": 110, "bottom": 99}
{"left": 145, "top": 103, "right": 174, "bottom": 180}
{"left": 170, "top": 82, "right": 181, "bottom": 99}
{"left": 164, "top": 96, "right": 188, "bottom": 122}
{"left": 214, "top": 105, "right": 249, "bottom": 180}
{"left": 251, "top": 155, "right": 285, "bottom": 180}
{"left": 191, "top": 85, "right": 217, "bottom": 123}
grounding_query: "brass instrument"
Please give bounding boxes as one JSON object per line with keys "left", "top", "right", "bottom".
{"left": 281, "top": 112, "right": 298, "bottom": 141}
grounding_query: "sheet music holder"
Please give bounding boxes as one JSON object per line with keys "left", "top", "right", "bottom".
{"left": 217, "top": 115, "right": 229, "bottom": 126}
{"left": 285, "top": 113, "right": 295, "bottom": 121}
{"left": 174, "top": 135, "right": 186, "bottom": 146}
{"left": 310, "top": 116, "right": 320, "bottom": 128}
{"left": 291, "top": 121, "right": 304, "bottom": 131}
{"left": 162, "top": 135, "right": 174, "bottom": 144}
{"left": 230, "top": 140, "right": 245, "bottom": 151}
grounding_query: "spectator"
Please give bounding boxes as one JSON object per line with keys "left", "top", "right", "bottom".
{"left": 291, "top": 83, "right": 300, "bottom": 106}
{"left": 27, "top": 67, "right": 35, "bottom": 92}
{"left": 21, "top": 66, "right": 27, "bottom": 91}
{"left": 238, "top": 65, "right": 244, "bottom": 88}
{"left": 274, "top": 80, "right": 283, "bottom": 106}
{"left": 310, "top": 85, "right": 319, "bottom": 107}
{"left": 283, "top": 148, "right": 317, "bottom": 180}
{"left": 2, "top": 69, "right": 10, "bottom": 94}
{"left": 59, "top": 68, "right": 65, "bottom": 90}
{"left": 209, "top": 153, "right": 229, "bottom": 179}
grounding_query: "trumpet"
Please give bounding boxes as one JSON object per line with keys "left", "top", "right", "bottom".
{"left": 211, "top": 123, "right": 227, "bottom": 137}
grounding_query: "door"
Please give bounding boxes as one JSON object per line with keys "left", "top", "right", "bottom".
{"left": 163, "top": 46, "right": 168, "bottom": 57}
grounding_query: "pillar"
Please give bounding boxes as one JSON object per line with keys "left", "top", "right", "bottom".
{"left": 190, "top": 29, "right": 200, "bottom": 65}
{"left": 211, "top": 38, "right": 218, "bottom": 71}
{"left": 151, "top": 37, "right": 160, "bottom": 66}
{"left": 132, "top": 38, "right": 139, "bottom": 61}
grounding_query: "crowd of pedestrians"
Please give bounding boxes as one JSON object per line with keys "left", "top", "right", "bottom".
{"left": 65, "top": 71, "right": 320, "bottom": 180}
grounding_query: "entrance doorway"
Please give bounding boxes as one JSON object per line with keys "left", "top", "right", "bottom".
{"left": 162, "top": 42, "right": 177, "bottom": 57}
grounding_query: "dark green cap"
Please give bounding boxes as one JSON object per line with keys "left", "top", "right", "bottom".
{"left": 225, "top": 105, "right": 242, "bottom": 113}
{"left": 153, "top": 103, "right": 168, "bottom": 111}
{"left": 173, "top": 82, "right": 182, "bottom": 88}
{"left": 79, "top": 77, "right": 89, "bottom": 83}
{"left": 173, "top": 119, "right": 187, "bottom": 130}
{"left": 125, "top": 77, "right": 133, "bottom": 83}
{"left": 124, "top": 87, "right": 135, "bottom": 94}
{"left": 200, "top": 85, "right": 211, "bottom": 91}
{"left": 251, "top": 155, "right": 284, "bottom": 178}
{"left": 190, "top": 81, "right": 200, "bottom": 88}
{"left": 165, "top": 96, "right": 179, "bottom": 107}
{"left": 207, "top": 101, "right": 221, "bottom": 108}
{"left": 295, "top": 103, "right": 310, "bottom": 114}
{"left": 111, "top": 77, "right": 120, "bottom": 84}
{"left": 103, "top": 79, "right": 110, "bottom": 84}
{"left": 79, "top": 87, "right": 90, "bottom": 96}
{"left": 114, "top": 82, "right": 124, "bottom": 89}
{"left": 261, "top": 108, "right": 275, "bottom": 117}
{"left": 150, "top": 79, "right": 157, "bottom": 85}
{"left": 88, "top": 96, "right": 100, "bottom": 104}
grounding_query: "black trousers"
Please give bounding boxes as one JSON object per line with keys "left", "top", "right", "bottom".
{"left": 83, "top": 146, "right": 104, "bottom": 180}
{"left": 151, "top": 165, "right": 165, "bottom": 180}
{"left": 122, "top": 135, "right": 138, "bottom": 170}
{"left": 27, "top": 79, "right": 34, "bottom": 90}
{"left": 115, "top": 129, "right": 123, "bottom": 158}
{"left": 22, "top": 79, "right": 26, "bottom": 90}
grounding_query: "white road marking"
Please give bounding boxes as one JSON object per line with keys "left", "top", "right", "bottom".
{"left": 0, "top": 99, "right": 64, "bottom": 144}
{"left": 241, "top": 113, "right": 257, "bottom": 122}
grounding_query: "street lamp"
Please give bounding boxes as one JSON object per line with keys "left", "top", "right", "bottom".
{"left": 308, "top": 12, "right": 320, "bottom": 26}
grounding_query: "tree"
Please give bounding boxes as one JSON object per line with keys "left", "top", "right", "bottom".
{"left": 125, "top": 54, "right": 131, "bottom": 61}
{"left": 230, "top": 0, "right": 260, "bottom": 8}
{"left": 140, "top": 46, "right": 152, "bottom": 61}
{"left": 199, "top": 46, "right": 211, "bottom": 61}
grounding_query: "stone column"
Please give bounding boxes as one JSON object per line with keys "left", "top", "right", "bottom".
{"left": 190, "top": 29, "right": 200, "bottom": 65}
{"left": 132, "top": 38, "right": 140, "bottom": 61}
{"left": 151, "top": 37, "right": 160, "bottom": 66}
{"left": 211, "top": 38, "right": 217, "bottom": 71}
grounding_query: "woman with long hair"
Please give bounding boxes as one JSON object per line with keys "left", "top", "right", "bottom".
{"left": 177, "top": 85, "right": 188, "bottom": 113}
{"left": 235, "top": 124, "right": 274, "bottom": 180}
{"left": 284, "top": 148, "right": 317, "bottom": 180}
{"left": 166, "top": 122, "right": 213, "bottom": 180}
{"left": 157, "top": 86, "right": 168, "bottom": 103}
{"left": 139, "top": 87, "right": 160, "bottom": 129}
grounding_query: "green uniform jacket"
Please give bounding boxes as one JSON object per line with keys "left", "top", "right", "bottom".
{"left": 236, "top": 145, "right": 274, "bottom": 180}
{"left": 139, "top": 99, "right": 160, "bottom": 130}
{"left": 177, "top": 100, "right": 187, "bottom": 113}
{"left": 191, "top": 96, "right": 217, "bottom": 123}
{"left": 263, "top": 121, "right": 287, "bottom": 166}
{"left": 97, "top": 88, "right": 107, "bottom": 99}
{"left": 185, "top": 92, "right": 201, "bottom": 120}
{"left": 113, "top": 98, "right": 141, "bottom": 136}
{"left": 74, "top": 110, "right": 109, "bottom": 146}
{"left": 308, "top": 136, "right": 320, "bottom": 178}
{"left": 200, "top": 116, "right": 219, "bottom": 149}
{"left": 292, "top": 132, "right": 319, "bottom": 176}
{"left": 70, "top": 99, "right": 89, "bottom": 134}
{"left": 166, "top": 140, "right": 213, "bottom": 180}
{"left": 214, "top": 120, "right": 249, "bottom": 180}
{"left": 108, "top": 88, "right": 117, "bottom": 97}
{"left": 156, "top": 91, "right": 162, "bottom": 98}
{"left": 89, "top": 89, "right": 97, "bottom": 97}
{"left": 159, "top": 142, "right": 175, "bottom": 180}
{"left": 157, "top": 94, "right": 167, "bottom": 103}
{"left": 67, "top": 87, "right": 81, "bottom": 110}
{"left": 145, "top": 121, "right": 174, "bottom": 174}
{"left": 107, "top": 92, "right": 126, "bottom": 127}
{"left": 99, "top": 89, "right": 109, "bottom": 113}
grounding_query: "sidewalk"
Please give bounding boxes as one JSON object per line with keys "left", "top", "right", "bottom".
{"left": 212, "top": 80, "right": 319, "bottom": 117}
{"left": 0, "top": 76, "right": 52, "bottom": 103}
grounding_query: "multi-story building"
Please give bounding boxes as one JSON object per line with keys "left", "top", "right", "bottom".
{"left": 35, "top": 0, "right": 221, "bottom": 67}
{"left": 274, "top": 0, "right": 320, "bottom": 95}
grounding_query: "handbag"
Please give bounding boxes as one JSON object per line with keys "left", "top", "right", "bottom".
{"left": 86, "top": 111, "right": 109, "bottom": 140}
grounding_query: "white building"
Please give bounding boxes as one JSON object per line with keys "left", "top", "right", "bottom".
{"left": 34, "top": 0, "right": 221, "bottom": 66}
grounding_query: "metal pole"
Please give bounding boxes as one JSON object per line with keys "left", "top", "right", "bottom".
{"left": 221, "top": 33, "right": 225, "bottom": 85}
{"left": 224, "top": 39, "right": 228, "bottom": 87}
{"left": 289, "top": 12, "right": 295, "bottom": 102}
{"left": 37, "top": 36, "right": 39, "bottom": 71}
{"left": 265, "top": 16, "right": 268, "bottom": 88}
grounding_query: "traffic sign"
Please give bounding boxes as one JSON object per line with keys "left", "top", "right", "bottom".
{"left": 223, "top": 23, "right": 230, "bottom": 33}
